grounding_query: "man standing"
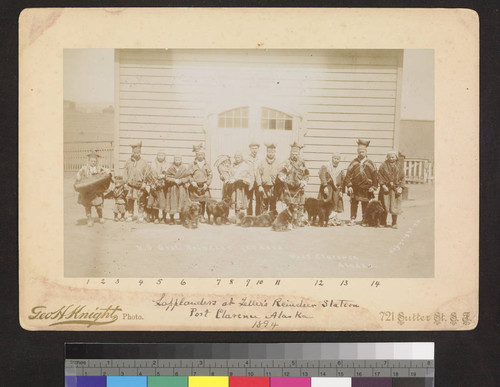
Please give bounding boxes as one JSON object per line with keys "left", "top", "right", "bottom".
{"left": 256, "top": 143, "right": 280, "bottom": 214}
{"left": 246, "top": 142, "right": 262, "bottom": 216}
{"left": 123, "top": 141, "right": 148, "bottom": 222}
{"left": 165, "top": 154, "right": 190, "bottom": 225}
{"left": 232, "top": 152, "right": 254, "bottom": 218}
{"left": 278, "top": 142, "right": 309, "bottom": 225}
{"left": 188, "top": 144, "right": 212, "bottom": 222}
{"left": 318, "top": 152, "right": 345, "bottom": 223}
{"left": 344, "top": 139, "right": 378, "bottom": 226}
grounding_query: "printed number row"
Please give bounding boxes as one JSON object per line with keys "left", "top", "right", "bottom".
{"left": 86, "top": 279, "right": 382, "bottom": 287}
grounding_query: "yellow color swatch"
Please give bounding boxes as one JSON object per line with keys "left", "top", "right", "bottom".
{"left": 188, "top": 376, "right": 229, "bottom": 387}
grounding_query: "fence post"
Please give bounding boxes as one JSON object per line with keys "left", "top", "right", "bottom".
{"left": 398, "top": 152, "right": 409, "bottom": 200}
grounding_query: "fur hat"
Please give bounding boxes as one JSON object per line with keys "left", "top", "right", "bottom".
{"left": 249, "top": 141, "right": 260, "bottom": 148}
{"left": 131, "top": 141, "right": 142, "bottom": 150}
{"left": 357, "top": 139, "right": 370, "bottom": 148}
{"left": 87, "top": 150, "right": 101, "bottom": 159}
{"left": 192, "top": 143, "right": 205, "bottom": 153}
{"left": 386, "top": 149, "right": 398, "bottom": 159}
{"left": 290, "top": 141, "right": 304, "bottom": 150}
{"left": 264, "top": 143, "right": 277, "bottom": 149}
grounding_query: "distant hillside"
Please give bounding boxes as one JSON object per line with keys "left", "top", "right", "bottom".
{"left": 64, "top": 107, "right": 114, "bottom": 143}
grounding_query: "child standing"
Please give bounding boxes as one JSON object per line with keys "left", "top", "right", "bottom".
{"left": 144, "top": 151, "right": 168, "bottom": 224}
{"left": 75, "top": 151, "right": 111, "bottom": 227}
{"left": 378, "top": 150, "right": 405, "bottom": 229}
{"left": 318, "top": 152, "right": 345, "bottom": 226}
{"left": 187, "top": 144, "right": 212, "bottom": 223}
{"left": 123, "top": 141, "right": 148, "bottom": 222}
{"left": 104, "top": 175, "right": 128, "bottom": 221}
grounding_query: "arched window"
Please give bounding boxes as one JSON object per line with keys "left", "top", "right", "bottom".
{"left": 261, "top": 108, "right": 293, "bottom": 131}
{"left": 217, "top": 107, "right": 249, "bottom": 128}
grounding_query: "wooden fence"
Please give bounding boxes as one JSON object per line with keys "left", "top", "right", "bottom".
{"left": 64, "top": 141, "right": 114, "bottom": 172}
{"left": 404, "top": 158, "right": 434, "bottom": 184}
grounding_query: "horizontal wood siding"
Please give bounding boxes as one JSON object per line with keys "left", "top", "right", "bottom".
{"left": 118, "top": 49, "right": 401, "bottom": 197}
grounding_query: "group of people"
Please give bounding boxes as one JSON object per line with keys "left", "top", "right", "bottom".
{"left": 75, "top": 138, "right": 405, "bottom": 229}
{"left": 215, "top": 141, "right": 310, "bottom": 220}
{"left": 343, "top": 139, "right": 405, "bottom": 228}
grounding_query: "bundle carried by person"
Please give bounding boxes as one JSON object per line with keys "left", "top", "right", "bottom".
{"left": 73, "top": 170, "right": 112, "bottom": 193}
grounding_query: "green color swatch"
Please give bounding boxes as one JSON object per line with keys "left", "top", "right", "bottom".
{"left": 147, "top": 376, "right": 189, "bottom": 387}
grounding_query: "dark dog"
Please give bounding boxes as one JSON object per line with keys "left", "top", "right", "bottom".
{"left": 304, "top": 198, "right": 320, "bottom": 223}
{"left": 365, "top": 199, "right": 385, "bottom": 227}
{"left": 206, "top": 197, "right": 232, "bottom": 225}
{"left": 180, "top": 201, "right": 200, "bottom": 229}
{"left": 272, "top": 204, "right": 297, "bottom": 232}
{"left": 240, "top": 211, "right": 278, "bottom": 228}
{"left": 305, "top": 198, "right": 334, "bottom": 227}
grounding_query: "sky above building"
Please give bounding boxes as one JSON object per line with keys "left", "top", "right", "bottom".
{"left": 64, "top": 49, "right": 114, "bottom": 107}
{"left": 63, "top": 48, "right": 434, "bottom": 120}
{"left": 401, "top": 49, "right": 435, "bottom": 121}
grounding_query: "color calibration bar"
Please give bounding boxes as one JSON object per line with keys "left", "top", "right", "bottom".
{"left": 65, "top": 375, "right": 431, "bottom": 386}
{"left": 65, "top": 343, "right": 434, "bottom": 386}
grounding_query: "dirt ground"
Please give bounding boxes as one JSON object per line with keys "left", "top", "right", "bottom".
{"left": 64, "top": 174, "right": 434, "bottom": 278}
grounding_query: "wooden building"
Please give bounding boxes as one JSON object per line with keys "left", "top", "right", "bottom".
{"left": 114, "top": 49, "right": 403, "bottom": 197}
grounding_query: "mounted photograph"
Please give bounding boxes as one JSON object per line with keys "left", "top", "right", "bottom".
{"left": 20, "top": 8, "right": 478, "bottom": 331}
{"left": 63, "top": 48, "right": 435, "bottom": 278}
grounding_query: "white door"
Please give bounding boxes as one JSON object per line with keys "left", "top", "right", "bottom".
{"left": 208, "top": 105, "right": 300, "bottom": 197}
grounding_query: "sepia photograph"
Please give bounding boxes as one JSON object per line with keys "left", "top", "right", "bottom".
{"left": 20, "top": 8, "right": 478, "bottom": 331}
{"left": 64, "top": 48, "right": 435, "bottom": 279}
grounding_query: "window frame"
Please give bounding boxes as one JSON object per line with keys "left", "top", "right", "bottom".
{"left": 260, "top": 107, "right": 294, "bottom": 131}
{"left": 216, "top": 106, "right": 249, "bottom": 129}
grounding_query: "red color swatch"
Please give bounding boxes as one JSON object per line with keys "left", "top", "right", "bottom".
{"left": 229, "top": 376, "right": 271, "bottom": 387}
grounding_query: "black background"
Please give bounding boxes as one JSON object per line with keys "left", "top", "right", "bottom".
{"left": 2, "top": 1, "right": 498, "bottom": 386}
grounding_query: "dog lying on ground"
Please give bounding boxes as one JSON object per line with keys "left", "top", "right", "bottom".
{"left": 305, "top": 198, "right": 334, "bottom": 227}
{"left": 272, "top": 204, "right": 297, "bottom": 232}
{"left": 365, "top": 199, "right": 385, "bottom": 227}
{"left": 180, "top": 200, "right": 201, "bottom": 229}
{"left": 327, "top": 213, "right": 344, "bottom": 226}
{"left": 206, "top": 197, "right": 232, "bottom": 225}
{"left": 240, "top": 211, "right": 278, "bottom": 228}
{"left": 228, "top": 211, "right": 245, "bottom": 225}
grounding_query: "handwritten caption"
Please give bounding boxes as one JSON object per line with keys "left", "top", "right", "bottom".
{"left": 151, "top": 294, "right": 360, "bottom": 330}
